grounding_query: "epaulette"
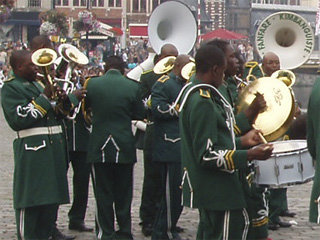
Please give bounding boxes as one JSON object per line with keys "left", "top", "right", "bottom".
{"left": 3, "top": 77, "right": 14, "bottom": 82}
{"left": 199, "top": 89, "right": 210, "bottom": 98}
{"left": 157, "top": 75, "right": 170, "bottom": 83}
{"left": 245, "top": 61, "right": 258, "bottom": 68}
{"left": 141, "top": 69, "right": 153, "bottom": 75}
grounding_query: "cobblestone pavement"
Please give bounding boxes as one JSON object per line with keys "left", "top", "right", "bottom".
{"left": 1, "top": 108, "right": 320, "bottom": 240}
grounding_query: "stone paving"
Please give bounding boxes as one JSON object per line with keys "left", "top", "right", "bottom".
{"left": 1, "top": 108, "right": 320, "bottom": 239}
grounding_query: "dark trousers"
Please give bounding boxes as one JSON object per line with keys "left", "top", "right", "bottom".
{"left": 68, "top": 151, "right": 91, "bottom": 225}
{"left": 139, "top": 125, "right": 162, "bottom": 225}
{"left": 16, "top": 204, "right": 58, "bottom": 240}
{"left": 92, "top": 162, "right": 134, "bottom": 240}
{"left": 269, "top": 188, "right": 287, "bottom": 223}
{"left": 151, "top": 162, "right": 183, "bottom": 240}
{"left": 200, "top": 208, "right": 249, "bottom": 240}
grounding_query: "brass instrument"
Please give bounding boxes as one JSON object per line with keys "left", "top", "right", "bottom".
{"left": 271, "top": 69, "right": 296, "bottom": 87}
{"left": 56, "top": 44, "right": 89, "bottom": 94}
{"left": 181, "top": 61, "right": 195, "bottom": 81}
{"left": 31, "top": 48, "right": 57, "bottom": 99}
{"left": 153, "top": 56, "right": 176, "bottom": 74}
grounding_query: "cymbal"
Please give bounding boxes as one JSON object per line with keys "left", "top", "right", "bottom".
{"left": 236, "top": 77, "right": 295, "bottom": 141}
{"left": 153, "top": 56, "right": 176, "bottom": 74}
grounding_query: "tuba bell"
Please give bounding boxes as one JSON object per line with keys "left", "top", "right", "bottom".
{"left": 255, "top": 11, "right": 314, "bottom": 70}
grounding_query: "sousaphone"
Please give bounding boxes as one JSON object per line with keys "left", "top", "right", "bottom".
{"left": 126, "top": 1, "right": 197, "bottom": 81}
{"left": 255, "top": 11, "right": 314, "bottom": 70}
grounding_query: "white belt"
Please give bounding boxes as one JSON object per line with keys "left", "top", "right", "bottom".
{"left": 16, "top": 126, "right": 63, "bottom": 138}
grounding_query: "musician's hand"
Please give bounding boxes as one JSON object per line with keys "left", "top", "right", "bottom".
{"left": 55, "top": 86, "right": 67, "bottom": 101}
{"left": 241, "top": 129, "right": 264, "bottom": 148}
{"left": 244, "top": 92, "right": 266, "bottom": 123}
{"left": 43, "top": 83, "right": 52, "bottom": 99}
{"left": 72, "top": 88, "right": 87, "bottom": 101}
{"left": 247, "top": 143, "right": 273, "bottom": 161}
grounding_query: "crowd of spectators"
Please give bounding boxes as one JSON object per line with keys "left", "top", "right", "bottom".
{"left": 0, "top": 37, "right": 151, "bottom": 87}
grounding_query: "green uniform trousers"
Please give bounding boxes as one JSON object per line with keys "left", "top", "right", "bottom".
{"left": 92, "top": 162, "right": 134, "bottom": 240}
{"left": 140, "top": 124, "right": 162, "bottom": 225}
{"left": 151, "top": 162, "right": 183, "bottom": 240}
{"left": 16, "top": 204, "right": 58, "bottom": 240}
{"left": 68, "top": 151, "right": 91, "bottom": 225}
{"left": 269, "top": 188, "right": 287, "bottom": 224}
{"left": 199, "top": 208, "right": 250, "bottom": 240}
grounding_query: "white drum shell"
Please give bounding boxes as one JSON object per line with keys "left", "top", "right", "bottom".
{"left": 253, "top": 140, "right": 314, "bottom": 188}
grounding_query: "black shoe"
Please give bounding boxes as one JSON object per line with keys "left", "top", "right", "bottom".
{"left": 268, "top": 222, "right": 279, "bottom": 231}
{"left": 141, "top": 223, "right": 153, "bottom": 237}
{"left": 69, "top": 222, "right": 93, "bottom": 232}
{"left": 51, "top": 229, "right": 76, "bottom": 240}
{"left": 276, "top": 220, "right": 292, "bottom": 228}
{"left": 175, "top": 226, "right": 184, "bottom": 233}
{"left": 280, "top": 209, "right": 296, "bottom": 218}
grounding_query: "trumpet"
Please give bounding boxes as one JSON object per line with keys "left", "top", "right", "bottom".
{"left": 31, "top": 48, "right": 58, "bottom": 100}
{"left": 234, "top": 75, "right": 249, "bottom": 91}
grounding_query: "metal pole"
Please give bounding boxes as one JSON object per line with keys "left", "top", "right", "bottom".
{"left": 86, "top": 0, "right": 91, "bottom": 58}
{"left": 198, "top": 0, "right": 201, "bottom": 43}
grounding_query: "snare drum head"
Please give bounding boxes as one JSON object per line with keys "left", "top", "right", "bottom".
{"left": 271, "top": 140, "right": 307, "bottom": 154}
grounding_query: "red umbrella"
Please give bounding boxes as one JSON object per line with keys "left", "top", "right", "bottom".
{"left": 201, "top": 28, "right": 247, "bottom": 40}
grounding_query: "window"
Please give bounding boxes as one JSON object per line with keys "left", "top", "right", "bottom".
{"left": 73, "top": 0, "right": 79, "bottom": 6}
{"left": 63, "top": 0, "right": 69, "bottom": 6}
{"left": 92, "top": 0, "right": 97, "bottom": 7}
{"left": 99, "top": 0, "right": 104, "bottom": 7}
{"left": 132, "top": 0, "right": 146, "bottom": 12}
{"left": 80, "top": 0, "right": 86, "bottom": 6}
{"left": 109, "top": 0, "right": 121, "bottom": 7}
{"left": 28, "top": 0, "right": 41, "bottom": 7}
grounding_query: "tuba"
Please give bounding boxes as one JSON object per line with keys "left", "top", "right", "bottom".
{"left": 31, "top": 48, "right": 57, "bottom": 99}
{"left": 126, "top": 1, "right": 197, "bottom": 81}
{"left": 126, "top": 1, "right": 197, "bottom": 131}
{"left": 255, "top": 11, "right": 314, "bottom": 70}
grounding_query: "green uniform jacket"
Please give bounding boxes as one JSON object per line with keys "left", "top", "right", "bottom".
{"left": 85, "top": 69, "right": 145, "bottom": 164}
{"left": 1, "top": 76, "right": 69, "bottom": 209}
{"left": 151, "top": 72, "right": 184, "bottom": 163}
{"left": 218, "top": 76, "right": 251, "bottom": 136}
{"left": 66, "top": 111, "right": 90, "bottom": 152}
{"left": 179, "top": 77, "right": 249, "bottom": 211}
{"left": 139, "top": 70, "right": 163, "bottom": 151}
{"left": 307, "top": 77, "right": 320, "bottom": 223}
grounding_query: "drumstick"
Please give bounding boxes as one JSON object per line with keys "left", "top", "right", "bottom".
{"left": 252, "top": 124, "right": 268, "bottom": 144}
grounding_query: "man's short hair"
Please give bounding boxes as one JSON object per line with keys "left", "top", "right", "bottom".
{"left": 105, "top": 56, "right": 125, "bottom": 75}
{"left": 195, "top": 44, "right": 225, "bottom": 74}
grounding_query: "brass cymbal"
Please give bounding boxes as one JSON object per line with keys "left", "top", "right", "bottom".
{"left": 153, "top": 56, "right": 176, "bottom": 74}
{"left": 236, "top": 77, "right": 295, "bottom": 141}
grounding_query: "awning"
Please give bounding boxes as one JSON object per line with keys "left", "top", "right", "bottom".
{"left": 80, "top": 35, "right": 109, "bottom": 40}
{"left": 2, "top": 11, "right": 40, "bottom": 26}
{"left": 4, "top": 19, "right": 40, "bottom": 26}
{"left": 129, "top": 24, "right": 148, "bottom": 38}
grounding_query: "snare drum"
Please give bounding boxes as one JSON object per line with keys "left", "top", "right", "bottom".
{"left": 253, "top": 140, "right": 314, "bottom": 188}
